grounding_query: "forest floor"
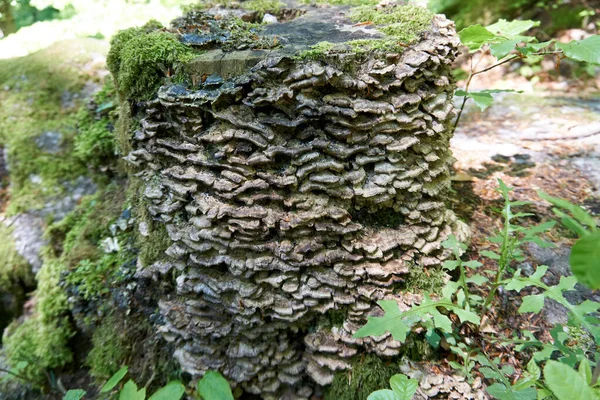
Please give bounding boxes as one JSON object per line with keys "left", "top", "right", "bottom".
{"left": 439, "top": 89, "right": 600, "bottom": 393}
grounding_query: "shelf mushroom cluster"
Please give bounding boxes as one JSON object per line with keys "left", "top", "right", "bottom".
{"left": 126, "top": 12, "right": 467, "bottom": 399}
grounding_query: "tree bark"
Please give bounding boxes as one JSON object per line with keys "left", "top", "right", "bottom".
{"left": 0, "top": 0, "right": 17, "bottom": 37}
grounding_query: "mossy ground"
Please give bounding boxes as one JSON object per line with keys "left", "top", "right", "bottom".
{"left": 326, "top": 354, "right": 400, "bottom": 400}
{"left": 0, "top": 39, "right": 108, "bottom": 215}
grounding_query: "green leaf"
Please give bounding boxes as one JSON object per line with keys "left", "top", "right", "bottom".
{"left": 455, "top": 90, "right": 493, "bottom": 111}
{"left": 490, "top": 39, "right": 521, "bottom": 59}
{"left": 455, "top": 88, "right": 524, "bottom": 112}
{"left": 486, "top": 383, "right": 513, "bottom": 400}
{"left": 453, "top": 308, "right": 481, "bottom": 325}
{"left": 486, "top": 19, "right": 539, "bottom": 37}
{"left": 119, "top": 380, "right": 146, "bottom": 400}
{"left": 538, "top": 191, "right": 598, "bottom": 231}
{"left": 544, "top": 360, "right": 596, "bottom": 400}
{"left": 519, "top": 294, "right": 546, "bottom": 313}
{"left": 101, "top": 366, "right": 128, "bottom": 393}
{"left": 527, "top": 358, "right": 541, "bottom": 380}
{"left": 459, "top": 24, "right": 499, "bottom": 51}
{"left": 578, "top": 359, "right": 592, "bottom": 385}
{"left": 148, "top": 381, "right": 185, "bottom": 400}
{"left": 466, "top": 274, "right": 488, "bottom": 285}
{"left": 367, "top": 390, "right": 400, "bottom": 400}
{"left": 481, "top": 250, "right": 501, "bottom": 260}
{"left": 63, "top": 390, "right": 86, "bottom": 400}
{"left": 570, "top": 232, "right": 600, "bottom": 289}
{"left": 537, "top": 388, "right": 553, "bottom": 400}
{"left": 554, "top": 210, "right": 589, "bottom": 237}
{"left": 431, "top": 308, "right": 453, "bottom": 333}
{"left": 518, "top": 40, "right": 554, "bottom": 55}
{"left": 354, "top": 300, "right": 412, "bottom": 342}
{"left": 197, "top": 371, "right": 234, "bottom": 400}
{"left": 556, "top": 35, "right": 600, "bottom": 65}
{"left": 389, "top": 374, "right": 418, "bottom": 400}
{"left": 463, "top": 260, "right": 483, "bottom": 269}
{"left": 442, "top": 260, "right": 461, "bottom": 271}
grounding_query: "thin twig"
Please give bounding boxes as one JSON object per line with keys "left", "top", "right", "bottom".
{"left": 452, "top": 49, "right": 563, "bottom": 134}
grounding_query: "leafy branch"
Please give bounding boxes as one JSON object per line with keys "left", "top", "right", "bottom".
{"left": 453, "top": 19, "right": 600, "bottom": 132}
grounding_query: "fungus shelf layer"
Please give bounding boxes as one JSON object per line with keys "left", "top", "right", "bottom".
{"left": 123, "top": 2, "right": 467, "bottom": 398}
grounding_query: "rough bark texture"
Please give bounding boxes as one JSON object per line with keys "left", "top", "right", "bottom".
{"left": 126, "top": 4, "right": 467, "bottom": 398}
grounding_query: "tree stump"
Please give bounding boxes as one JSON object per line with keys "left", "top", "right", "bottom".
{"left": 124, "top": 1, "right": 467, "bottom": 398}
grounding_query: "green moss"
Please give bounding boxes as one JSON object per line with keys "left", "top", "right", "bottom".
{"left": 86, "top": 313, "right": 129, "bottom": 381}
{"left": 326, "top": 354, "right": 399, "bottom": 400}
{"left": 3, "top": 257, "right": 74, "bottom": 382}
{"left": 108, "top": 26, "right": 196, "bottom": 100}
{"left": 0, "top": 224, "right": 35, "bottom": 294}
{"left": 0, "top": 40, "right": 107, "bottom": 215}
{"left": 298, "top": 5, "right": 433, "bottom": 58}
{"left": 73, "top": 78, "right": 117, "bottom": 167}
{"left": 3, "top": 317, "right": 73, "bottom": 382}
{"left": 297, "top": 41, "right": 336, "bottom": 59}
{"left": 404, "top": 266, "right": 447, "bottom": 294}
{"left": 138, "top": 223, "right": 171, "bottom": 267}
{"left": 106, "top": 20, "right": 164, "bottom": 81}
{"left": 401, "top": 335, "right": 436, "bottom": 361}
{"left": 300, "top": 0, "right": 379, "bottom": 5}
{"left": 243, "top": 0, "right": 284, "bottom": 13}
{"left": 350, "top": 4, "right": 434, "bottom": 44}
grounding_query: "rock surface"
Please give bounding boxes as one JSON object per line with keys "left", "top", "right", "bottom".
{"left": 126, "top": 4, "right": 465, "bottom": 398}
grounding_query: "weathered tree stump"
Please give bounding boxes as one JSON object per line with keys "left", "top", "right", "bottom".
{"left": 123, "top": 1, "right": 467, "bottom": 398}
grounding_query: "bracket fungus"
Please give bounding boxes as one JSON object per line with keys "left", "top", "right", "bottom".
{"left": 121, "top": 1, "right": 468, "bottom": 398}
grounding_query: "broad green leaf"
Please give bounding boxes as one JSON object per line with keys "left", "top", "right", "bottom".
{"left": 537, "top": 388, "right": 553, "bottom": 399}
{"left": 354, "top": 300, "right": 411, "bottom": 342}
{"left": 544, "top": 360, "right": 596, "bottom": 400}
{"left": 556, "top": 35, "right": 600, "bottom": 65}
{"left": 538, "top": 191, "right": 598, "bottom": 231}
{"left": 442, "top": 281, "right": 460, "bottom": 300}
{"left": 527, "top": 358, "right": 541, "bottom": 380}
{"left": 197, "top": 371, "right": 234, "bottom": 400}
{"left": 578, "top": 359, "right": 592, "bottom": 385}
{"left": 480, "top": 250, "right": 501, "bottom": 260}
{"left": 463, "top": 260, "right": 483, "bottom": 269}
{"left": 486, "top": 383, "right": 514, "bottom": 400}
{"left": 554, "top": 210, "right": 589, "bottom": 237}
{"left": 453, "top": 308, "right": 481, "bottom": 325}
{"left": 490, "top": 39, "right": 521, "bottom": 59}
{"left": 466, "top": 274, "right": 488, "bottom": 285}
{"left": 486, "top": 19, "right": 540, "bottom": 37}
{"left": 518, "top": 40, "right": 553, "bottom": 55}
{"left": 455, "top": 90, "right": 493, "bottom": 111}
{"left": 119, "top": 380, "right": 146, "bottom": 400}
{"left": 442, "top": 260, "right": 460, "bottom": 271}
{"left": 570, "top": 232, "right": 600, "bottom": 289}
{"left": 459, "top": 24, "right": 499, "bottom": 51}
{"left": 513, "top": 387, "right": 539, "bottom": 400}
{"left": 572, "top": 300, "right": 600, "bottom": 315}
{"left": 519, "top": 294, "right": 546, "bottom": 313}
{"left": 555, "top": 275, "right": 578, "bottom": 292}
{"left": 63, "top": 390, "right": 86, "bottom": 400}
{"left": 148, "top": 381, "right": 185, "bottom": 400}
{"left": 425, "top": 328, "right": 441, "bottom": 348}
{"left": 367, "top": 389, "right": 400, "bottom": 400}
{"left": 389, "top": 374, "right": 418, "bottom": 400}
{"left": 430, "top": 308, "right": 453, "bottom": 333}
{"left": 101, "top": 366, "right": 129, "bottom": 393}
{"left": 442, "top": 234, "right": 464, "bottom": 257}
